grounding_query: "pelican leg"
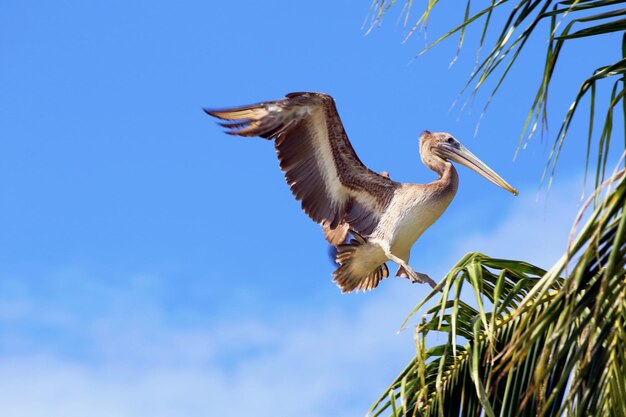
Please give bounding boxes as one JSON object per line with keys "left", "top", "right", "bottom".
{"left": 381, "top": 250, "right": 437, "bottom": 289}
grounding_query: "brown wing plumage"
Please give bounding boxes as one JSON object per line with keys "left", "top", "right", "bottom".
{"left": 205, "top": 92, "right": 399, "bottom": 239}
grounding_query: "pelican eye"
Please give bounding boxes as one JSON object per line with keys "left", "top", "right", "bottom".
{"left": 446, "top": 137, "right": 460, "bottom": 148}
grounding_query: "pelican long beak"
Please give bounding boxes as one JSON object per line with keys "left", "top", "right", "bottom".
{"left": 437, "top": 144, "right": 518, "bottom": 196}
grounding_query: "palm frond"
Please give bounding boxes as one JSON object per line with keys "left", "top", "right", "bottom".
{"left": 369, "top": 169, "right": 626, "bottom": 416}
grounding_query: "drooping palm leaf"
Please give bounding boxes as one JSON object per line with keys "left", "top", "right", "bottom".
{"left": 368, "top": 0, "right": 626, "bottom": 189}
{"left": 368, "top": 252, "right": 553, "bottom": 417}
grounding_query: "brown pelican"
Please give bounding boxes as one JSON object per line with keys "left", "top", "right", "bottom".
{"left": 205, "top": 92, "right": 517, "bottom": 293}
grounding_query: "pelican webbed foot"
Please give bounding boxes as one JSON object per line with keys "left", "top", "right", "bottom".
{"left": 407, "top": 271, "right": 436, "bottom": 287}
{"left": 382, "top": 250, "right": 438, "bottom": 289}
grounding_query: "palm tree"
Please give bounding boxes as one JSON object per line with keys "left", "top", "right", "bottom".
{"left": 366, "top": 1, "right": 626, "bottom": 416}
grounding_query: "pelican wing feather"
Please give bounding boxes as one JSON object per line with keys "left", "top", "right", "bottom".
{"left": 205, "top": 92, "right": 399, "bottom": 239}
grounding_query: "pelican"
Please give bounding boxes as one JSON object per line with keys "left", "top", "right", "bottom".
{"left": 205, "top": 92, "right": 517, "bottom": 293}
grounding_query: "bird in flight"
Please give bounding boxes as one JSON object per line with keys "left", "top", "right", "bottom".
{"left": 205, "top": 92, "right": 517, "bottom": 293}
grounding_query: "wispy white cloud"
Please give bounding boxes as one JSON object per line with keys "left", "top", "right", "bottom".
{"left": 0, "top": 299, "right": 415, "bottom": 417}
{"left": 0, "top": 179, "right": 585, "bottom": 417}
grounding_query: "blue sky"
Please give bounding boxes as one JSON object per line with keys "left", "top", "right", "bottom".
{"left": 0, "top": 2, "right": 622, "bottom": 416}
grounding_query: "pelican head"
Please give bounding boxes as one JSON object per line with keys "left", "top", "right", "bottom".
{"left": 420, "top": 131, "right": 518, "bottom": 196}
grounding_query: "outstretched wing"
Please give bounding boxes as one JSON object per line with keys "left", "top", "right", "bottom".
{"left": 205, "top": 92, "right": 399, "bottom": 238}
